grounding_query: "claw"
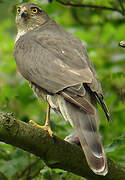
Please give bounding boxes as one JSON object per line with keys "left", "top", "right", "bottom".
{"left": 29, "top": 120, "right": 53, "bottom": 137}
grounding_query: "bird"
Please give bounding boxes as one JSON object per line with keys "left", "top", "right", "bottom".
{"left": 14, "top": 2, "right": 110, "bottom": 176}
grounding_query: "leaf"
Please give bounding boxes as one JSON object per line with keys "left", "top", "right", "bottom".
{"left": 106, "top": 134, "right": 125, "bottom": 153}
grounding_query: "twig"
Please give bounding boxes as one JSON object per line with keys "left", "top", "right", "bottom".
{"left": 56, "top": 0, "right": 124, "bottom": 15}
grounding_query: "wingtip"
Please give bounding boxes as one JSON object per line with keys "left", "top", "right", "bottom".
{"left": 95, "top": 93, "right": 111, "bottom": 122}
{"left": 106, "top": 112, "right": 111, "bottom": 122}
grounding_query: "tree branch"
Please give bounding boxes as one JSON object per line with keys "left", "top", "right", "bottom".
{"left": 0, "top": 112, "right": 125, "bottom": 180}
{"left": 56, "top": 0, "right": 124, "bottom": 15}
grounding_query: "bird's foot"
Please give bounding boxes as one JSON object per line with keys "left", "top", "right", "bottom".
{"left": 29, "top": 120, "right": 53, "bottom": 137}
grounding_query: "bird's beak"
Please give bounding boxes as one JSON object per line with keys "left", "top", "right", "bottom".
{"left": 20, "top": 7, "right": 28, "bottom": 19}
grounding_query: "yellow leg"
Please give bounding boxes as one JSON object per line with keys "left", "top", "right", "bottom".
{"left": 29, "top": 104, "right": 53, "bottom": 136}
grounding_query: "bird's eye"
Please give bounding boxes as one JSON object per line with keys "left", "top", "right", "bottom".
{"left": 32, "top": 8, "right": 38, "bottom": 14}
{"left": 17, "top": 7, "right": 20, "bottom": 14}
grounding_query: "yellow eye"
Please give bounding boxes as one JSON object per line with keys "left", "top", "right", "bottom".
{"left": 32, "top": 8, "right": 38, "bottom": 14}
{"left": 17, "top": 7, "right": 20, "bottom": 14}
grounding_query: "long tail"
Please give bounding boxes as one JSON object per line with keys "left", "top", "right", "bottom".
{"left": 57, "top": 96, "right": 108, "bottom": 176}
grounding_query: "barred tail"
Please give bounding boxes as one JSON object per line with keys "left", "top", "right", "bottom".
{"left": 57, "top": 96, "right": 108, "bottom": 176}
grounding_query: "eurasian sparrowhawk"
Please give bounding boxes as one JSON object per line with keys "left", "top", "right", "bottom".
{"left": 14, "top": 3, "right": 110, "bottom": 176}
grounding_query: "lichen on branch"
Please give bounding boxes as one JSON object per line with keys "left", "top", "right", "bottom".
{"left": 0, "top": 112, "right": 125, "bottom": 180}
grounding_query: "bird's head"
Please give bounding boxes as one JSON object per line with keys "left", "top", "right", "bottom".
{"left": 16, "top": 3, "right": 49, "bottom": 32}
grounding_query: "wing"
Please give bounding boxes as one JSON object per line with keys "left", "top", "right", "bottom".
{"left": 14, "top": 35, "right": 94, "bottom": 93}
{"left": 14, "top": 21, "right": 109, "bottom": 119}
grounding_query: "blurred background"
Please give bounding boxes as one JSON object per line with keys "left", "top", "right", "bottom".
{"left": 0, "top": 0, "right": 125, "bottom": 179}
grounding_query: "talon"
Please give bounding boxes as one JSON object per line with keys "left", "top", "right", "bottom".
{"left": 29, "top": 104, "right": 53, "bottom": 137}
{"left": 29, "top": 120, "right": 53, "bottom": 137}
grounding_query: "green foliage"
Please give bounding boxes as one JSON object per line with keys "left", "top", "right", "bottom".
{"left": 0, "top": 0, "right": 125, "bottom": 179}
{"left": 106, "top": 134, "right": 125, "bottom": 165}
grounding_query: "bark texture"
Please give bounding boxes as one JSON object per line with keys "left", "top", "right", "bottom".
{"left": 0, "top": 112, "right": 125, "bottom": 180}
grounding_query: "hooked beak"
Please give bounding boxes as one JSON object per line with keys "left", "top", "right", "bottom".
{"left": 20, "top": 7, "right": 28, "bottom": 19}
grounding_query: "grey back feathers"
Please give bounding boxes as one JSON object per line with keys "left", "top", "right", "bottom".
{"left": 14, "top": 2, "right": 109, "bottom": 175}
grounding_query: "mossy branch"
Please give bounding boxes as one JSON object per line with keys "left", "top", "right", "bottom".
{"left": 0, "top": 112, "right": 125, "bottom": 180}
